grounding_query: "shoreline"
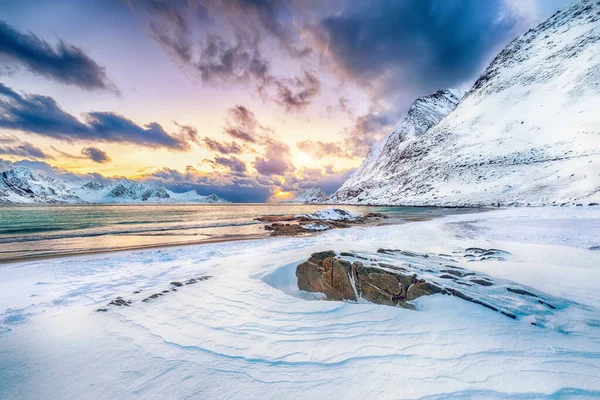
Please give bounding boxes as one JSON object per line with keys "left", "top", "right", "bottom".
{"left": 0, "top": 214, "right": 441, "bottom": 265}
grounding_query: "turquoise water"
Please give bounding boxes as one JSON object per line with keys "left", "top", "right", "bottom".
{"left": 0, "top": 204, "right": 475, "bottom": 261}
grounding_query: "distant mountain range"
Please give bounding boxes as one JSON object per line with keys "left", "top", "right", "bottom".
{"left": 282, "top": 187, "right": 328, "bottom": 204}
{"left": 329, "top": 0, "right": 600, "bottom": 207}
{"left": 0, "top": 167, "right": 228, "bottom": 204}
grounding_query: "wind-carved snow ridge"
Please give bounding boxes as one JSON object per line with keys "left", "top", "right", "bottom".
{"left": 1, "top": 207, "right": 600, "bottom": 398}
{"left": 0, "top": 167, "right": 229, "bottom": 204}
{"left": 331, "top": 0, "right": 600, "bottom": 207}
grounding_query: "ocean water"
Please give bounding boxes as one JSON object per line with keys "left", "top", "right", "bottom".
{"left": 0, "top": 204, "right": 474, "bottom": 262}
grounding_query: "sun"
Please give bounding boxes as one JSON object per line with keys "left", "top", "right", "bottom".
{"left": 293, "top": 152, "right": 313, "bottom": 167}
{"left": 275, "top": 190, "right": 290, "bottom": 197}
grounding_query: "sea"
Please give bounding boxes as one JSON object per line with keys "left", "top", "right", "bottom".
{"left": 0, "top": 204, "right": 475, "bottom": 262}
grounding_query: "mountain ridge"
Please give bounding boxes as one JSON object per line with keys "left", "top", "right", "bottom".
{"left": 330, "top": 0, "right": 600, "bottom": 207}
{"left": 0, "top": 167, "right": 229, "bottom": 204}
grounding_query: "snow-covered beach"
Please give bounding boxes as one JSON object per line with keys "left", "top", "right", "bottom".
{"left": 1, "top": 207, "right": 599, "bottom": 399}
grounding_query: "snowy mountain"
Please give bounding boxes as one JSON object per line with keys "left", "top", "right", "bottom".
{"left": 331, "top": 0, "right": 600, "bottom": 207}
{"left": 339, "top": 89, "right": 465, "bottom": 191}
{"left": 282, "top": 187, "right": 328, "bottom": 203}
{"left": 0, "top": 167, "right": 81, "bottom": 204}
{"left": 0, "top": 167, "right": 229, "bottom": 204}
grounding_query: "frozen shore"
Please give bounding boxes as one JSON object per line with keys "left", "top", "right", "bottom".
{"left": 1, "top": 207, "right": 599, "bottom": 399}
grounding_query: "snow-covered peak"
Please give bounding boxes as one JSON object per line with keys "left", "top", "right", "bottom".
{"left": 283, "top": 187, "right": 327, "bottom": 203}
{"left": 0, "top": 167, "right": 230, "bottom": 204}
{"left": 332, "top": 0, "right": 600, "bottom": 206}
{"left": 341, "top": 88, "right": 465, "bottom": 188}
{"left": 1, "top": 167, "right": 79, "bottom": 203}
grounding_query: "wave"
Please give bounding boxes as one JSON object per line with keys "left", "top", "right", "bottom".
{"left": 0, "top": 220, "right": 262, "bottom": 244}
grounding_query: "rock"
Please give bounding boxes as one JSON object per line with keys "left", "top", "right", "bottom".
{"left": 506, "top": 287, "right": 537, "bottom": 297}
{"left": 364, "top": 212, "right": 388, "bottom": 219}
{"left": 295, "top": 249, "right": 564, "bottom": 327}
{"left": 255, "top": 215, "right": 297, "bottom": 222}
{"left": 96, "top": 308, "right": 108, "bottom": 312}
{"left": 471, "top": 279, "right": 494, "bottom": 286}
{"left": 170, "top": 281, "right": 183, "bottom": 287}
{"left": 108, "top": 298, "right": 129, "bottom": 307}
{"left": 298, "top": 252, "right": 448, "bottom": 309}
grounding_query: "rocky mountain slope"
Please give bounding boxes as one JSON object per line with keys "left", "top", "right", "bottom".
{"left": 343, "top": 89, "right": 465, "bottom": 189}
{"left": 282, "top": 187, "right": 328, "bottom": 203}
{"left": 0, "top": 167, "right": 229, "bottom": 204}
{"left": 331, "top": 0, "right": 600, "bottom": 207}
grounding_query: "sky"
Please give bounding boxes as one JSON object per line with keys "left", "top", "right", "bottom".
{"left": 0, "top": 0, "right": 568, "bottom": 202}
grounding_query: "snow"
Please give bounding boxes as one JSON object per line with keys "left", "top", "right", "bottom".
{"left": 1, "top": 207, "right": 599, "bottom": 399}
{"left": 332, "top": 0, "right": 600, "bottom": 206}
{"left": 299, "top": 222, "right": 329, "bottom": 231}
{"left": 295, "top": 208, "right": 362, "bottom": 222}
{"left": 341, "top": 89, "right": 465, "bottom": 188}
{"left": 282, "top": 187, "right": 327, "bottom": 204}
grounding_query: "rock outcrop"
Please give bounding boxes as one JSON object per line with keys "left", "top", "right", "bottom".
{"left": 297, "top": 249, "right": 569, "bottom": 327}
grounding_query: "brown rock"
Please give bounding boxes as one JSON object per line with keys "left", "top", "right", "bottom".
{"left": 255, "top": 215, "right": 297, "bottom": 222}
{"left": 364, "top": 212, "right": 388, "bottom": 219}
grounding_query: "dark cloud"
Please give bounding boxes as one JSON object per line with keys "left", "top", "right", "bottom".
{"left": 215, "top": 0, "right": 310, "bottom": 58}
{"left": 269, "top": 70, "right": 321, "bottom": 111}
{"left": 319, "top": 0, "right": 518, "bottom": 96}
{"left": 252, "top": 139, "right": 294, "bottom": 176}
{"left": 81, "top": 147, "right": 111, "bottom": 164}
{"left": 204, "top": 155, "right": 247, "bottom": 175}
{"left": 223, "top": 105, "right": 269, "bottom": 143}
{"left": 133, "top": 0, "right": 321, "bottom": 111}
{"left": 202, "top": 137, "right": 243, "bottom": 154}
{"left": 0, "top": 140, "right": 52, "bottom": 159}
{"left": 0, "top": 83, "right": 197, "bottom": 151}
{"left": 174, "top": 122, "right": 200, "bottom": 145}
{"left": 196, "top": 32, "right": 271, "bottom": 84}
{"left": 0, "top": 21, "right": 118, "bottom": 93}
{"left": 143, "top": 165, "right": 272, "bottom": 202}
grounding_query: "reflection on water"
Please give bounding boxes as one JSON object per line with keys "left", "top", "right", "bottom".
{"left": 0, "top": 204, "right": 476, "bottom": 262}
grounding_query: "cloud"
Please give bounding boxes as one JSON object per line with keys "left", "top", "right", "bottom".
{"left": 203, "top": 155, "right": 247, "bottom": 175}
{"left": 0, "top": 21, "right": 118, "bottom": 93}
{"left": 0, "top": 83, "right": 197, "bottom": 151}
{"left": 142, "top": 165, "right": 273, "bottom": 202}
{"left": 134, "top": 0, "right": 321, "bottom": 111}
{"left": 0, "top": 158, "right": 111, "bottom": 183}
{"left": 81, "top": 147, "right": 111, "bottom": 164}
{"left": 0, "top": 140, "right": 52, "bottom": 159}
{"left": 214, "top": 0, "right": 310, "bottom": 58}
{"left": 318, "top": 0, "right": 519, "bottom": 97}
{"left": 268, "top": 70, "right": 321, "bottom": 111}
{"left": 223, "top": 105, "right": 270, "bottom": 143}
{"left": 296, "top": 140, "right": 352, "bottom": 159}
{"left": 201, "top": 137, "right": 243, "bottom": 154}
{"left": 342, "top": 109, "right": 395, "bottom": 157}
{"left": 252, "top": 139, "right": 294, "bottom": 176}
